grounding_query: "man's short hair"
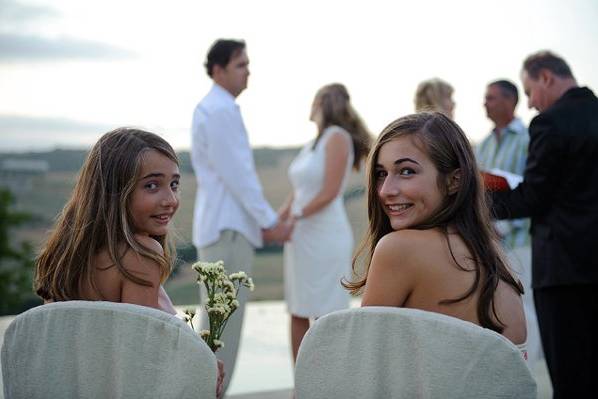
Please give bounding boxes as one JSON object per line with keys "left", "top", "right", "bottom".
{"left": 489, "top": 79, "right": 519, "bottom": 106}
{"left": 523, "top": 50, "right": 574, "bottom": 80}
{"left": 204, "top": 39, "right": 246, "bottom": 77}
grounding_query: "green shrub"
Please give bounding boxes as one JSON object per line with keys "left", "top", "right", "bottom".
{"left": 0, "top": 189, "right": 41, "bottom": 315}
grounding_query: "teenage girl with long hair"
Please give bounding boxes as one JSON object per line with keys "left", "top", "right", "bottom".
{"left": 344, "top": 113, "right": 527, "bottom": 355}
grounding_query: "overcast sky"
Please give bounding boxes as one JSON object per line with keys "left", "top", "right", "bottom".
{"left": 1, "top": 0, "right": 597, "bottom": 152}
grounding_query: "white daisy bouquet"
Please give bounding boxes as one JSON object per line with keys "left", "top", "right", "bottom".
{"left": 184, "top": 260, "right": 254, "bottom": 352}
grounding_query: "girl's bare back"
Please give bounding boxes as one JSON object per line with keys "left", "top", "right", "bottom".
{"left": 363, "top": 228, "right": 526, "bottom": 345}
{"left": 80, "top": 236, "right": 162, "bottom": 309}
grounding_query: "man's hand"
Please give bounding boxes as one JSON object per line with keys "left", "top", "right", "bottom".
{"left": 262, "top": 219, "right": 294, "bottom": 243}
{"left": 216, "top": 360, "right": 225, "bottom": 399}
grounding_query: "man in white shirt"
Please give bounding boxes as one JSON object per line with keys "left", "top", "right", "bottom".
{"left": 191, "top": 39, "right": 292, "bottom": 392}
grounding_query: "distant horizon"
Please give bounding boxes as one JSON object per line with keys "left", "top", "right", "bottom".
{"left": 1, "top": 0, "right": 597, "bottom": 152}
{"left": 0, "top": 142, "right": 303, "bottom": 154}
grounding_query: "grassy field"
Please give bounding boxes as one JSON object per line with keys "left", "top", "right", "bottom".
{"left": 10, "top": 154, "right": 369, "bottom": 303}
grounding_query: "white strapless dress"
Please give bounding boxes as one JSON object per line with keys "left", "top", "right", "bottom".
{"left": 284, "top": 126, "right": 354, "bottom": 318}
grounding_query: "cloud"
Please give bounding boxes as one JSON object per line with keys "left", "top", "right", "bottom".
{"left": 0, "top": 0, "right": 135, "bottom": 62}
{"left": 0, "top": 33, "right": 135, "bottom": 61}
{"left": 0, "top": 114, "right": 116, "bottom": 134}
{"left": 0, "top": 0, "right": 58, "bottom": 26}
{"left": 0, "top": 114, "right": 121, "bottom": 151}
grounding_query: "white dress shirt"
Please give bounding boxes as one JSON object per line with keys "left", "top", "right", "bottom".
{"left": 190, "top": 83, "right": 278, "bottom": 248}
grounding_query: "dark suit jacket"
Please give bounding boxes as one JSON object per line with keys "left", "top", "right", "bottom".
{"left": 492, "top": 87, "right": 598, "bottom": 288}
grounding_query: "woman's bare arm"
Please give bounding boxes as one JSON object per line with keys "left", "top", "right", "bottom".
{"left": 278, "top": 193, "right": 294, "bottom": 221}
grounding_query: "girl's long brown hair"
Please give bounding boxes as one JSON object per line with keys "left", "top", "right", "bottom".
{"left": 34, "top": 128, "right": 178, "bottom": 301}
{"left": 343, "top": 112, "right": 523, "bottom": 333}
{"left": 312, "top": 83, "right": 372, "bottom": 170}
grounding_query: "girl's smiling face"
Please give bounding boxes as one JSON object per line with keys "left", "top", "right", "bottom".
{"left": 375, "top": 135, "right": 446, "bottom": 231}
{"left": 129, "top": 149, "right": 180, "bottom": 237}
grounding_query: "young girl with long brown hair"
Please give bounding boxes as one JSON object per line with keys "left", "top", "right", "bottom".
{"left": 34, "top": 127, "right": 180, "bottom": 312}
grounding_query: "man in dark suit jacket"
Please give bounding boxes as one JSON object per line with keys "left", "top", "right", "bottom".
{"left": 492, "top": 51, "right": 598, "bottom": 398}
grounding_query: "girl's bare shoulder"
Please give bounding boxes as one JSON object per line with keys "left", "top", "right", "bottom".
{"left": 377, "top": 228, "right": 445, "bottom": 257}
{"left": 133, "top": 234, "right": 164, "bottom": 255}
{"left": 119, "top": 235, "right": 163, "bottom": 281}
{"left": 373, "top": 228, "right": 456, "bottom": 282}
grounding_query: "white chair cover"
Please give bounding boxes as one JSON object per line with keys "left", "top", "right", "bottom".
{"left": 295, "top": 307, "right": 536, "bottom": 399}
{"left": 1, "top": 301, "right": 217, "bottom": 398}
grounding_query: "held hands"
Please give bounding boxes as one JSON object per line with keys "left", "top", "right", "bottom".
{"left": 262, "top": 218, "right": 294, "bottom": 243}
{"left": 264, "top": 194, "right": 296, "bottom": 243}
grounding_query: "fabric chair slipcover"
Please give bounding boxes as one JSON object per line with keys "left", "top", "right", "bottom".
{"left": 295, "top": 307, "right": 536, "bottom": 399}
{"left": 2, "top": 301, "right": 217, "bottom": 398}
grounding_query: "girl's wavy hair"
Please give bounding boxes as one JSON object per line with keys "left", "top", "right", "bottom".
{"left": 343, "top": 112, "right": 523, "bottom": 333}
{"left": 312, "top": 83, "right": 372, "bottom": 170}
{"left": 34, "top": 127, "right": 178, "bottom": 301}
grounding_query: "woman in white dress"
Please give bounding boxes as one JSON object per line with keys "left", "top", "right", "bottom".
{"left": 279, "top": 83, "right": 371, "bottom": 362}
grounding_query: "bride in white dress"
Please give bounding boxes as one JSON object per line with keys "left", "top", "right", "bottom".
{"left": 279, "top": 83, "right": 371, "bottom": 362}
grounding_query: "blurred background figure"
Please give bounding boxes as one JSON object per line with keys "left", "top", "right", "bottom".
{"left": 190, "top": 38, "right": 292, "bottom": 395}
{"left": 279, "top": 83, "right": 371, "bottom": 363}
{"left": 475, "top": 79, "right": 542, "bottom": 365}
{"left": 491, "top": 50, "right": 598, "bottom": 398}
{"left": 414, "top": 78, "right": 456, "bottom": 118}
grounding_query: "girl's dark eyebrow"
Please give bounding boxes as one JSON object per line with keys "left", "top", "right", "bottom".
{"left": 394, "top": 157, "right": 420, "bottom": 165}
{"left": 375, "top": 157, "right": 420, "bottom": 169}
{"left": 141, "top": 172, "right": 181, "bottom": 179}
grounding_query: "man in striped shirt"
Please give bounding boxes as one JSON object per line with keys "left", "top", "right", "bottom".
{"left": 476, "top": 79, "right": 542, "bottom": 365}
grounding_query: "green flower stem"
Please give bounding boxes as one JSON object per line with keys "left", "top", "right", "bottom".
{"left": 191, "top": 261, "right": 254, "bottom": 353}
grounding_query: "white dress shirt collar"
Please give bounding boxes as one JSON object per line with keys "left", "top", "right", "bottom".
{"left": 209, "top": 83, "right": 237, "bottom": 106}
